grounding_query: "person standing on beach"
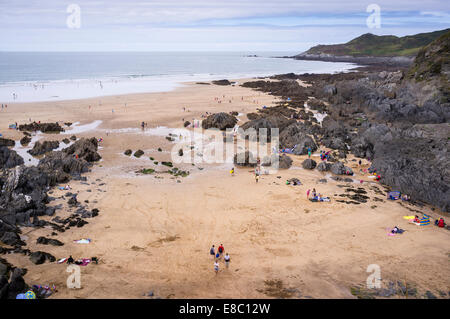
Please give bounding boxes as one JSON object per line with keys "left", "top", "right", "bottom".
{"left": 306, "top": 189, "right": 310, "bottom": 199}
{"left": 214, "top": 261, "right": 219, "bottom": 275}
{"left": 218, "top": 244, "right": 224, "bottom": 257}
{"left": 224, "top": 253, "right": 230, "bottom": 269}
{"left": 307, "top": 147, "right": 312, "bottom": 158}
{"left": 210, "top": 245, "right": 215, "bottom": 258}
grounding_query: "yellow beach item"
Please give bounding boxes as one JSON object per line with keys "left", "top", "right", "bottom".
{"left": 403, "top": 216, "right": 415, "bottom": 220}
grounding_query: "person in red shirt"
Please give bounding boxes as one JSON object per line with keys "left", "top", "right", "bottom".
{"left": 437, "top": 218, "right": 445, "bottom": 228}
{"left": 218, "top": 244, "right": 224, "bottom": 256}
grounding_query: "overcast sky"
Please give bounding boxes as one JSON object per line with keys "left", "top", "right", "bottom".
{"left": 0, "top": 0, "right": 449, "bottom": 51}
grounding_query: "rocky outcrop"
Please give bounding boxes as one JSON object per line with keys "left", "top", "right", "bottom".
{"left": 212, "top": 79, "right": 231, "bottom": 86}
{"left": 18, "top": 122, "right": 64, "bottom": 133}
{"left": 0, "top": 138, "right": 15, "bottom": 147}
{"left": 202, "top": 112, "right": 237, "bottom": 130}
{"left": 63, "top": 137, "right": 101, "bottom": 162}
{"left": 28, "top": 140, "right": 59, "bottom": 156}
{"left": 240, "top": 116, "right": 295, "bottom": 141}
{"left": 0, "top": 147, "right": 24, "bottom": 169}
{"left": 280, "top": 123, "right": 318, "bottom": 154}
{"left": 0, "top": 264, "right": 28, "bottom": 299}
{"left": 371, "top": 135, "right": 449, "bottom": 212}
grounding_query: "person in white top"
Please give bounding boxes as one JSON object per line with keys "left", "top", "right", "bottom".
{"left": 224, "top": 253, "right": 230, "bottom": 269}
{"left": 214, "top": 262, "right": 219, "bottom": 274}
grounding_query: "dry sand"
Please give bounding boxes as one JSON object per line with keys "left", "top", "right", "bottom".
{"left": 1, "top": 79, "right": 449, "bottom": 299}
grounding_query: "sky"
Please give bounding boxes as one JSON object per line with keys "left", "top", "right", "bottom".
{"left": 0, "top": 0, "right": 449, "bottom": 52}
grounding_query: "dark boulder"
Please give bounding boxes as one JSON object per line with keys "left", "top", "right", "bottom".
{"left": 0, "top": 137, "right": 15, "bottom": 147}
{"left": 20, "top": 136, "right": 31, "bottom": 146}
{"left": 133, "top": 150, "right": 144, "bottom": 158}
{"left": 0, "top": 146, "right": 24, "bottom": 169}
{"left": 212, "top": 79, "right": 231, "bottom": 86}
{"left": 29, "top": 251, "right": 55, "bottom": 265}
{"left": 63, "top": 137, "right": 101, "bottom": 162}
{"left": 36, "top": 237, "right": 64, "bottom": 246}
{"left": 330, "top": 162, "right": 353, "bottom": 175}
{"left": 7, "top": 268, "right": 27, "bottom": 299}
{"left": 0, "top": 232, "right": 24, "bottom": 246}
{"left": 67, "top": 196, "right": 78, "bottom": 206}
{"left": 124, "top": 149, "right": 132, "bottom": 156}
{"left": 302, "top": 159, "right": 317, "bottom": 169}
{"left": 202, "top": 112, "right": 237, "bottom": 130}
{"left": 317, "top": 161, "right": 331, "bottom": 172}
{"left": 262, "top": 154, "right": 292, "bottom": 169}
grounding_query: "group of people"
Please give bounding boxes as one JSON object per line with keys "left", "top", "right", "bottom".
{"left": 434, "top": 217, "right": 446, "bottom": 228}
{"left": 306, "top": 188, "right": 330, "bottom": 202}
{"left": 255, "top": 158, "right": 261, "bottom": 183}
{"left": 210, "top": 244, "right": 230, "bottom": 274}
{"left": 1, "top": 104, "right": 8, "bottom": 110}
{"left": 411, "top": 215, "right": 445, "bottom": 228}
{"left": 319, "top": 150, "right": 331, "bottom": 161}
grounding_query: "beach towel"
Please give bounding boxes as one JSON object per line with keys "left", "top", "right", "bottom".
{"left": 403, "top": 216, "right": 415, "bottom": 220}
{"left": 419, "top": 215, "right": 431, "bottom": 226}
{"left": 81, "top": 259, "right": 91, "bottom": 266}
{"left": 386, "top": 227, "right": 399, "bottom": 236}
{"left": 74, "top": 238, "right": 91, "bottom": 244}
{"left": 9, "top": 124, "right": 17, "bottom": 129}
{"left": 57, "top": 258, "right": 68, "bottom": 264}
{"left": 387, "top": 191, "right": 401, "bottom": 200}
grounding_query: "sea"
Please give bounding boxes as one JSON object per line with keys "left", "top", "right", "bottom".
{"left": 0, "top": 52, "right": 357, "bottom": 102}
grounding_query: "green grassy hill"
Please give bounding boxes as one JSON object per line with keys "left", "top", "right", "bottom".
{"left": 301, "top": 29, "right": 449, "bottom": 57}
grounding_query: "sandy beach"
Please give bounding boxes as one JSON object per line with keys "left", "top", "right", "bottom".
{"left": 1, "top": 79, "right": 449, "bottom": 299}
